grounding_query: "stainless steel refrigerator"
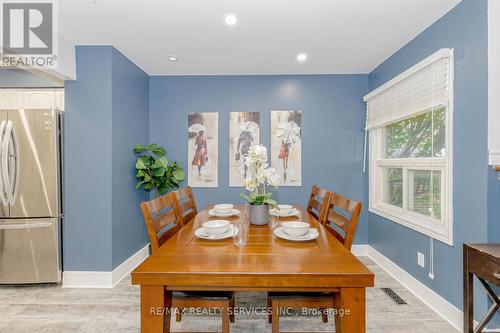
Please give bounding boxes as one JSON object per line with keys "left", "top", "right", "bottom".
{"left": 0, "top": 108, "right": 63, "bottom": 284}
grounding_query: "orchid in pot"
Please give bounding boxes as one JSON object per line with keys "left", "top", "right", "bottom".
{"left": 240, "top": 145, "right": 280, "bottom": 225}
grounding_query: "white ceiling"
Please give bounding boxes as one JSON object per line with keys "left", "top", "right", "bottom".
{"left": 59, "top": 0, "right": 461, "bottom": 76}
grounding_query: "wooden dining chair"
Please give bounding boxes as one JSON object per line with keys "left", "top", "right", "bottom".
{"left": 140, "top": 192, "right": 182, "bottom": 253}
{"left": 322, "top": 192, "right": 362, "bottom": 251}
{"left": 268, "top": 192, "right": 362, "bottom": 333}
{"left": 172, "top": 186, "right": 198, "bottom": 226}
{"left": 140, "top": 192, "right": 235, "bottom": 332}
{"left": 306, "top": 185, "right": 330, "bottom": 222}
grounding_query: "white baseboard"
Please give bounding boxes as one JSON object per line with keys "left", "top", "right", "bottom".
{"left": 62, "top": 244, "right": 150, "bottom": 288}
{"left": 351, "top": 244, "right": 370, "bottom": 256}
{"left": 364, "top": 246, "right": 500, "bottom": 332}
{"left": 61, "top": 271, "right": 112, "bottom": 288}
{"left": 360, "top": 245, "right": 462, "bottom": 332}
{"left": 111, "top": 244, "right": 150, "bottom": 287}
{"left": 349, "top": 244, "right": 462, "bottom": 330}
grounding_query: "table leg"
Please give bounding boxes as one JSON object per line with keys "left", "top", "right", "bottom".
{"left": 463, "top": 245, "right": 473, "bottom": 333}
{"left": 140, "top": 285, "right": 171, "bottom": 333}
{"left": 474, "top": 277, "right": 500, "bottom": 332}
{"left": 463, "top": 271, "right": 474, "bottom": 333}
{"left": 333, "top": 287, "right": 366, "bottom": 333}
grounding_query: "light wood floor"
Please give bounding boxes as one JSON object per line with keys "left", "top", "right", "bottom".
{"left": 0, "top": 257, "right": 459, "bottom": 333}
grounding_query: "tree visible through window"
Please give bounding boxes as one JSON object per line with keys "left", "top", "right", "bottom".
{"left": 381, "top": 108, "right": 445, "bottom": 222}
{"left": 385, "top": 107, "right": 445, "bottom": 159}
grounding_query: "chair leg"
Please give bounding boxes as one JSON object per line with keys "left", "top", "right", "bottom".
{"left": 229, "top": 294, "right": 235, "bottom": 323}
{"left": 221, "top": 302, "right": 230, "bottom": 333}
{"left": 267, "top": 296, "right": 272, "bottom": 324}
{"left": 320, "top": 308, "right": 328, "bottom": 323}
{"left": 271, "top": 299, "right": 280, "bottom": 333}
{"left": 333, "top": 295, "right": 342, "bottom": 333}
{"left": 175, "top": 308, "right": 183, "bottom": 322}
{"left": 163, "top": 290, "right": 173, "bottom": 333}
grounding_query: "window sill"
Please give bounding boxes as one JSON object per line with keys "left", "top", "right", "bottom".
{"left": 369, "top": 205, "right": 453, "bottom": 246}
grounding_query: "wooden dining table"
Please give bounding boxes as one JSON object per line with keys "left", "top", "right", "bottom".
{"left": 131, "top": 204, "right": 374, "bottom": 333}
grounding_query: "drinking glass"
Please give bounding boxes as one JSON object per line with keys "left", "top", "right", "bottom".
{"left": 268, "top": 213, "right": 280, "bottom": 232}
{"left": 233, "top": 221, "right": 248, "bottom": 247}
{"left": 243, "top": 204, "right": 250, "bottom": 224}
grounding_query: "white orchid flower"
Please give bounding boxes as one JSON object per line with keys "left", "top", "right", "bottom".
{"left": 244, "top": 178, "right": 258, "bottom": 192}
{"left": 240, "top": 144, "right": 280, "bottom": 206}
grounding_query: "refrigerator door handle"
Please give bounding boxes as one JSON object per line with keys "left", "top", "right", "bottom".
{"left": 1, "top": 120, "right": 17, "bottom": 205}
{"left": 0, "top": 120, "right": 8, "bottom": 206}
{"left": 8, "top": 121, "right": 19, "bottom": 205}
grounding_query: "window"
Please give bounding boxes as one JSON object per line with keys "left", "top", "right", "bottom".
{"left": 364, "top": 49, "right": 453, "bottom": 245}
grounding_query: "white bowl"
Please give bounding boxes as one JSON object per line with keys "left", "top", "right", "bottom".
{"left": 214, "top": 204, "right": 234, "bottom": 214}
{"left": 203, "top": 220, "right": 231, "bottom": 235}
{"left": 277, "top": 204, "right": 293, "bottom": 214}
{"left": 281, "top": 222, "right": 310, "bottom": 237}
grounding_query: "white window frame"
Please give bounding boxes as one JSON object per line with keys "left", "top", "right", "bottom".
{"left": 366, "top": 50, "right": 454, "bottom": 246}
{"left": 488, "top": 0, "right": 500, "bottom": 165}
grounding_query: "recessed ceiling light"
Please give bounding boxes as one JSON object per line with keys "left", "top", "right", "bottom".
{"left": 296, "top": 53, "right": 307, "bottom": 62}
{"left": 167, "top": 55, "right": 178, "bottom": 62}
{"left": 224, "top": 14, "right": 238, "bottom": 26}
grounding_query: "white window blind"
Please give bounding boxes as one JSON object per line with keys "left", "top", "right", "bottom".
{"left": 364, "top": 49, "right": 453, "bottom": 130}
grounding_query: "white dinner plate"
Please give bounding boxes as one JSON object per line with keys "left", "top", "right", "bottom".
{"left": 208, "top": 209, "right": 240, "bottom": 218}
{"left": 273, "top": 227, "right": 319, "bottom": 241}
{"left": 269, "top": 208, "right": 300, "bottom": 217}
{"left": 195, "top": 225, "right": 238, "bottom": 240}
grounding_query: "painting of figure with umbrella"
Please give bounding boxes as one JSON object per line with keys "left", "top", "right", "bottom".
{"left": 271, "top": 111, "right": 302, "bottom": 186}
{"left": 229, "top": 112, "right": 260, "bottom": 187}
{"left": 188, "top": 112, "right": 218, "bottom": 187}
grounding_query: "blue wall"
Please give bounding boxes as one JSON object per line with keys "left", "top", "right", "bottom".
{"left": 111, "top": 48, "right": 150, "bottom": 268}
{"left": 65, "top": 46, "right": 149, "bottom": 271}
{"left": 65, "top": 46, "right": 114, "bottom": 271}
{"left": 149, "top": 75, "right": 369, "bottom": 243}
{"left": 368, "top": 0, "right": 489, "bottom": 316}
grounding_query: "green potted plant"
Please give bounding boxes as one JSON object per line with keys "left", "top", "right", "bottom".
{"left": 133, "top": 143, "right": 186, "bottom": 197}
{"left": 240, "top": 145, "right": 280, "bottom": 225}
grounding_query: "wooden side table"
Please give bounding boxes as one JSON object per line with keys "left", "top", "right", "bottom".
{"left": 463, "top": 244, "right": 500, "bottom": 333}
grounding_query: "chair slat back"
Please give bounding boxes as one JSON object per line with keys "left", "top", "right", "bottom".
{"left": 173, "top": 186, "right": 198, "bottom": 226}
{"left": 306, "top": 185, "right": 330, "bottom": 222}
{"left": 140, "top": 193, "right": 181, "bottom": 254}
{"left": 322, "top": 193, "right": 362, "bottom": 251}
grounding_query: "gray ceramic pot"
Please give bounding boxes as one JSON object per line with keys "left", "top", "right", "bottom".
{"left": 249, "top": 204, "right": 269, "bottom": 226}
